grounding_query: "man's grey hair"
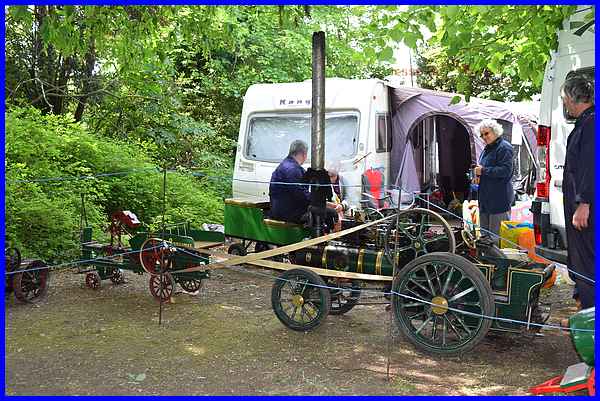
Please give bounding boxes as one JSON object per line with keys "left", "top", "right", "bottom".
{"left": 476, "top": 118, "right": 503, "bottom": 137}
{"left": 288, "top": 139, "right": 308, "bottom": 157}
{"left": 561, "top": 75, "right": 594, "bottom": 104}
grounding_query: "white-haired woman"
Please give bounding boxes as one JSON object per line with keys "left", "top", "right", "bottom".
{"left": 473, "top": 119, "right": 514, "bottom": 243}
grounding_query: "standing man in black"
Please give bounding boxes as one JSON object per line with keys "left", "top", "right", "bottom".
{"left": 561, "top": 75, "right": 595, "bottom": 309}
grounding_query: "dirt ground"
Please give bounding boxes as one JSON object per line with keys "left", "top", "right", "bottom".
{"left": 5, "top": 261, "right": 583, "bottom": 396}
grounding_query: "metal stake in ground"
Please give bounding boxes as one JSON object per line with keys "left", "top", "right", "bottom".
{"left": 159, "top": 166, "right": 167, "bottom": 326}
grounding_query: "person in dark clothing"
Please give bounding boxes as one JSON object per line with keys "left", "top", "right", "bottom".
{"left": 561, "top": 75, "right": 595, "bottom": 309}
{"left": 269, "top": 140, "right": 340, "bottom": 229}
{"left": 473, "top": 119, "right": 514, "bottom": 244}
{"left": 268, "top": 140, "right": 311, "bottom": 223}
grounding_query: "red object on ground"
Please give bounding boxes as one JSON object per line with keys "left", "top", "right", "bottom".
{"left": 529, "top": 368, "right": 595, "bottom": 395}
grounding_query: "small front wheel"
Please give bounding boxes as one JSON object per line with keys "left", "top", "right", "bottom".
{"left": 110, "top": 268, "right": 126, "bottom": 284}
{"left": 13, "top": 260, "right": 49, "bottom": 303}
{"left": 85, "top": 271, "right": 101, "bottom": 290}
{"left": 227, "top": 243, "right": 247, "bottom": 256}
{"left": 149, "top": 273, "right": 175, "bottom": 302}
{"left": 179, "top": 278, "right": 203, "bottom": 293}
{"left": 271, "top": 268, "right": 331, "bottom": 332}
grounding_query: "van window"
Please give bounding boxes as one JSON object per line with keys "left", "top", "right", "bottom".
{"left": 245, "top": 113, "right": 359, "bottom": 163}
{"left": 376, "top": 113, "right": 392, "bottom": 153}
{"left": 563, "top": 67, "right": 595, "bottom": 123}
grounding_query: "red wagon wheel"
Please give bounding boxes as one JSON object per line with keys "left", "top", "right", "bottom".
{"left": 139, "top": 238, "right": 173, "bottom": 274}
{"left": 149, "top": 273, "right": 175, "bottom": 302}
{"left": 85, "top": 271, "right": 101, "bottom": 290}
{"left": 13, "top": 260, "right": 49, "bottom": 303}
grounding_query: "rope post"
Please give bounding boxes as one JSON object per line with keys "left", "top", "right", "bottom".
{"left": 158, "top": 165, "right": 167, "bottom": 326}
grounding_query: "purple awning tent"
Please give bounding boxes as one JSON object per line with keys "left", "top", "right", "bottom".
{"left": 388, "top": 86, "right": 538, "bottom": 196}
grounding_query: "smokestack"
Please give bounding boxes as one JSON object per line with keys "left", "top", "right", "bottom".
{"left": 311, "top": 31, "right": 325, "bottom": 170}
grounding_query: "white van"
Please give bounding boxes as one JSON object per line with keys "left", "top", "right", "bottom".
{"left": 532, "top": 5, "right": 595, "bottom": 263}
{"left": 232, "top": 78, "right": 391, "bottom": 208}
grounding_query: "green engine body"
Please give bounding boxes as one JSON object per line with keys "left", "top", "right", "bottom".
{"left": 569, "top": 307, "right": 595, "bottom": 366}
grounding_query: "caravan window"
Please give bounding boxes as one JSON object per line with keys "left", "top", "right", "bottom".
{"left": 376, "top": 113, "right": 392, "bottom": 153}
{"left": 245, "top": 112, "right": 359, "bottom": 163}
{"left": 563, "top": 67, "right": 595, "bottom": 123}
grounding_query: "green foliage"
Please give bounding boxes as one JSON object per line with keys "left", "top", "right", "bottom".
{"left": 5, "top": 106, "right": 224, "bottom": 263}
{"left": 415, "top": 42, "right": 537, "bottom": 101}
{"left": 408, "top": 5, "right": 578, "bottom": 99}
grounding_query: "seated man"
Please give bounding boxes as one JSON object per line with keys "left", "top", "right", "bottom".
{"left": 269, "top": 140, "right": 341, "bottom": 230}
{"left": 269, "top": 140, "right": 311, "bottom": 223}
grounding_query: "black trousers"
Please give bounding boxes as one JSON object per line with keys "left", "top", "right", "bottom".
{"left": 565, "top": 212, "right": 595, "bottom": 309}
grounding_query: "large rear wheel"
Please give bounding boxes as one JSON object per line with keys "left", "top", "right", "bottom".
{"left": 391, "top": 252, "right": 493, "bottom": 355}
{"left": 139, "top": 238, "right": 173, "bottom": 274}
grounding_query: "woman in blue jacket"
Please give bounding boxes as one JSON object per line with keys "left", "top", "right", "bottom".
{"left": 473, "top": 119, "right": 514, "bottom": 244}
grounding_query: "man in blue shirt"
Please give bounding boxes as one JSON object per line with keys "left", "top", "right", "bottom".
{"left": 269, "top": 140, "right": 311, "bottom": 223}
{"left": 561, "top": 75, "right": 595, "bottom": 309}
{"left": 269, "top": 140, "right": 343, "bottom": 229}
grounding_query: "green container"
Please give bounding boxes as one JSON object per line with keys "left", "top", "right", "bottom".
{"left": 569, "top": 307, "right": 595, "bottom": 366}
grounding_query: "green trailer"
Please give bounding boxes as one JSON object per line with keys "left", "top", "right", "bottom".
{"left": 79, "top": 210, "right": 224, "bottom": 301}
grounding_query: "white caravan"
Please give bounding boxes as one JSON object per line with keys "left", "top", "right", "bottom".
{"left": 232, "top": 78, "right": 391, "bottom": 208}
{"left": 532, "top": 5, "right": 595, "bottom": 263}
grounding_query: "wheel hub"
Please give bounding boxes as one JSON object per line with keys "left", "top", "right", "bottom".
{"left": 291, "top": 294, "right": 304, "bottom": 307}
{"left": 431, "top": 296, "right": 449, "bottom": 315}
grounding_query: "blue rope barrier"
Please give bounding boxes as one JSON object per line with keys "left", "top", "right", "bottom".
{"left": 7, "top": 167, "right": 594, "bottom": 285}
{"left": 4, "top": 245, "right": 161, "bottom": 275}
{"left": 7, "top": 167, "right": 161, "bottom": 184}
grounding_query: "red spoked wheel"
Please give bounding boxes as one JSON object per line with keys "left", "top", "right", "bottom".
{"left": 13, "top": 260, "right": 49, "bottom": 303}
{"left": 149, "top": 273, "right": 175, "bottom": 302}
{"left": 85, "top": 271, "right": 101, "bottom": 290}
{"left": 109, "top": 268, "right": 126, "bottom": 284}
{"left": 139, "top": 238, "right": 173, "bottom": 274}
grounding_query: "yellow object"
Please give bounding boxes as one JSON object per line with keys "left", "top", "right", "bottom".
{"left": 499, "top": 220, "right": 533, "bottom": 249}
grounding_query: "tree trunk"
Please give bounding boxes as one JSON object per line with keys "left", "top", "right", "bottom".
{"left": 74, "top": 40, "right": 96, "bottom": 122}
